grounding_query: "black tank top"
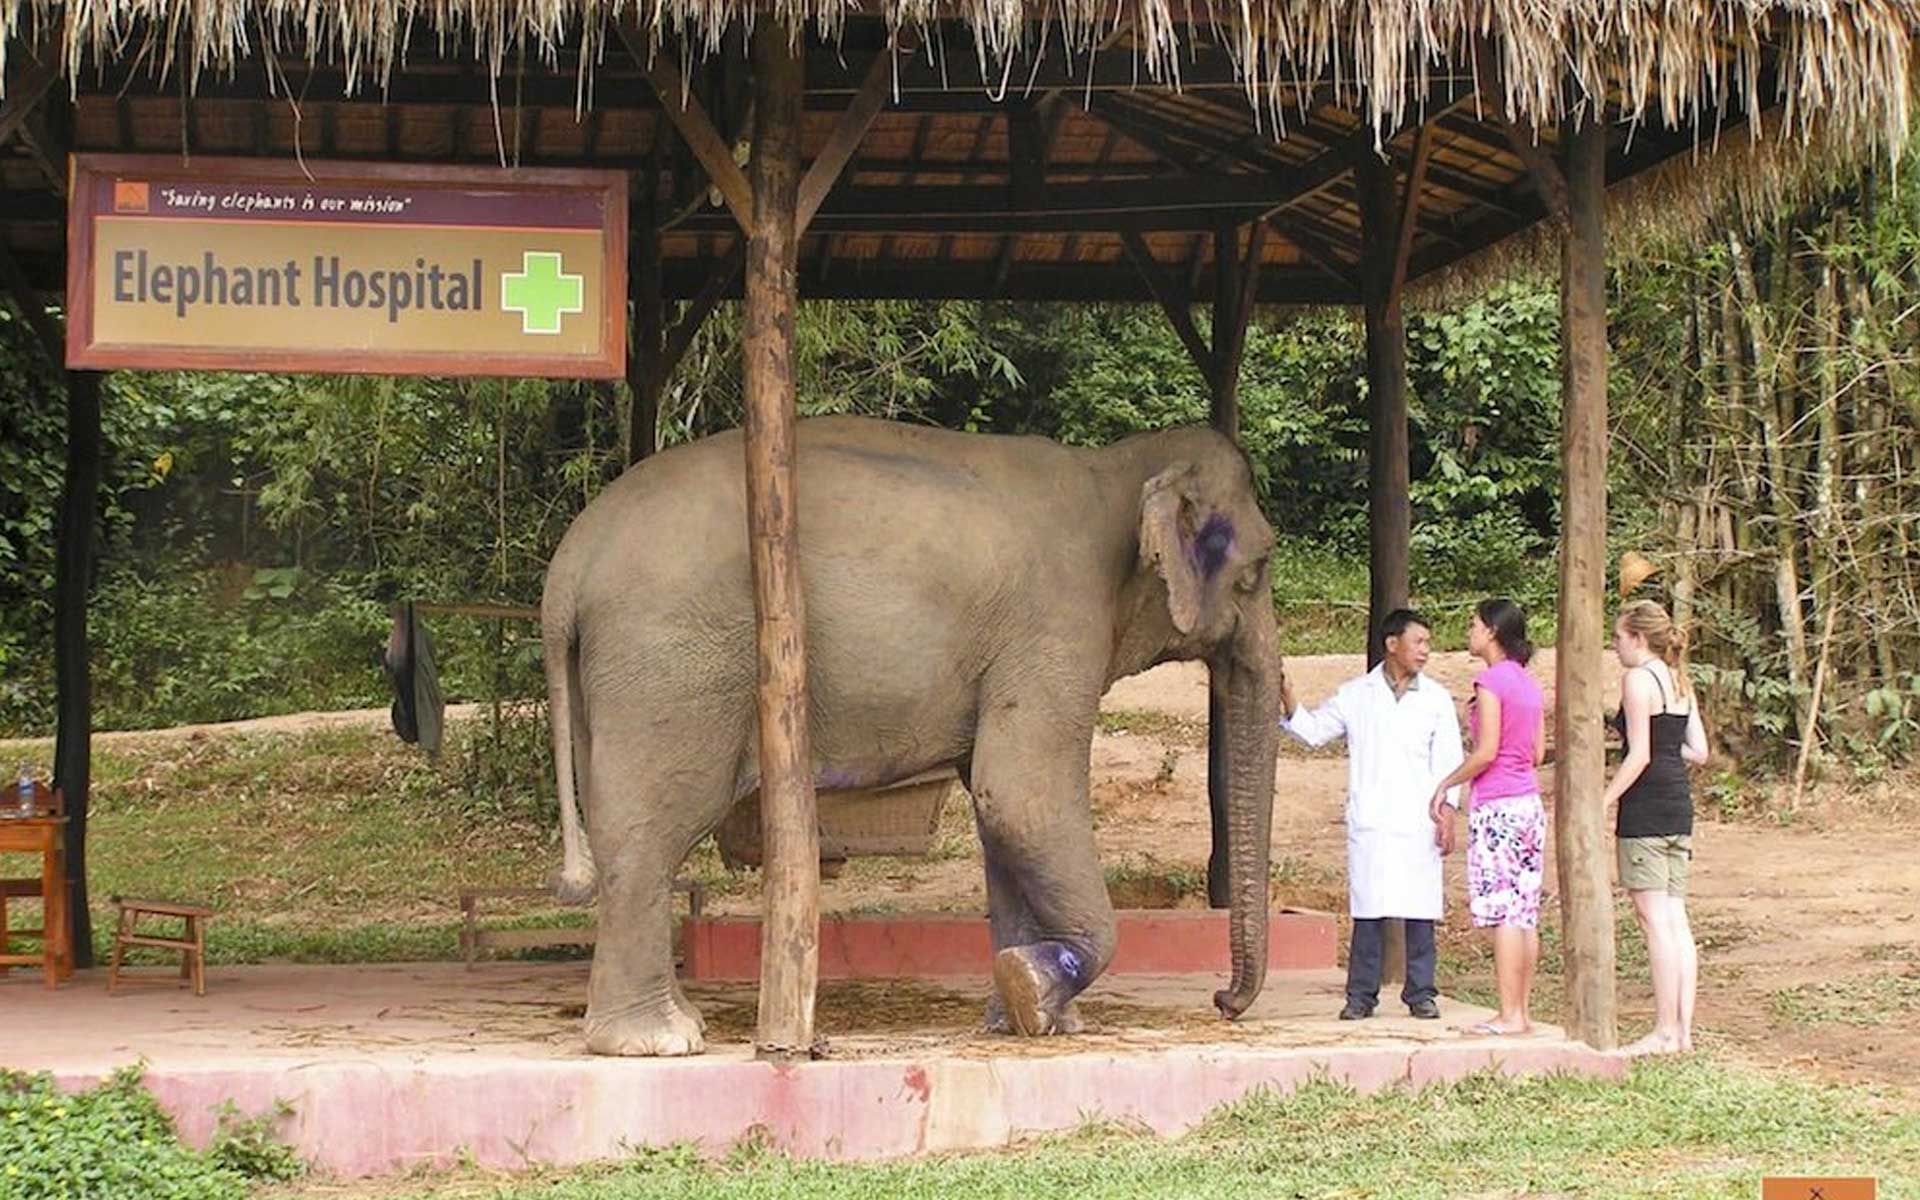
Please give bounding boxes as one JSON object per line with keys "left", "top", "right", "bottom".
{"left": 1608, "top": 666, "right": 1694, "bottom": 838}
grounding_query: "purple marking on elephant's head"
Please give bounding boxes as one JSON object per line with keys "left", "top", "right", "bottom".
{"left": 817, "top": 767, "right": 862, "bottom": 790}
{"left": 1193, "top": 513, "right": 1235, "bottom": 579}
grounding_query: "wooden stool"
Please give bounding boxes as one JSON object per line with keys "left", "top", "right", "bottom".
{"left": 0, "top": 783, "right": 70, "bottom": 989}
{"left": 108, "top": 897, "right": 212, "bottom": 996}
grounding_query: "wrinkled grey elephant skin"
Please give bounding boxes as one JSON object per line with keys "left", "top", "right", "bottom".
{"left": 542, "top": 417, "right": 1285, "bottom": 1056}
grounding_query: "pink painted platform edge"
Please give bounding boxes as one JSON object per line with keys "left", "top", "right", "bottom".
{"left": 52, "top": 1038, "right": 1624, "bottom": 1177}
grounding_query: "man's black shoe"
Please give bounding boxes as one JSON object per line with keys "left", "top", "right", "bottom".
{"left": 1408, "top": 999, "right": 1441, "bottom": 1020}
{"left": 1338, "top": 1001, "right": 1374, "bottom": 1021}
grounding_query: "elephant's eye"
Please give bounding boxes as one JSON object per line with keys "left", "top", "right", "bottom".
{"left": 1237, "top": 558, "right": 1266, "bottom": 593}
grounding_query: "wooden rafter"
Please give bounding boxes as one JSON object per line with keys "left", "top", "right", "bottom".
{"left": 1499, "top": 116, "right": 1570, "bottom": 225}
{"left": 0, "top": 241, "right": 62, "bottom": 366}
{"left": 1120, "top": 230, "right": 1214, "bottom": 384}
{"left": 0, "top": 57, "right": 59, "bottom": 147}
{"left": 623, "top": 25, "right": 756, "bottom": 234}
{"left": 797, "top": 36, "right": 913, "bottom": 234}
{"left": 1389, "top": 122, "right": 1435, "bottom": 297}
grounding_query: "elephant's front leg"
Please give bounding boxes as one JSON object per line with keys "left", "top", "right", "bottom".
{"left": 977, "top": 844, "right": 1086, "bottom": 1034}
{"left": 970, "top": 694, "right": 1116, "bottom": 1036}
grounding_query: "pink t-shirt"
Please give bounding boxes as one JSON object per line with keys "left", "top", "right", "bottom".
{"left": 1470, "top": 659, "right": 1544, "bottom": 803}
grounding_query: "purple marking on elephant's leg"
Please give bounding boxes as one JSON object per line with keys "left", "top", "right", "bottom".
{"left": 991, "top": 939, "right": 1097, "bottom": 1036}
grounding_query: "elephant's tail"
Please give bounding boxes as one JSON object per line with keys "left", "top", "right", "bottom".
{"left": 545, "top": 589, "right": 597, "bottom": 905}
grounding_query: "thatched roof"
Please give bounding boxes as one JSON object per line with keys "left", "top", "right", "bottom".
{"left": 2, "top": 2, "right": 1915, "bottom": 306}
{"left": 5, "top": 0, "right": 1915, "bottom": 149}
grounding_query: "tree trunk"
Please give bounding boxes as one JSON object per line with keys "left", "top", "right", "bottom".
{"left": 742, "top": 21, "right": 819, "bottom": 1061}
{"left": 1727, "top": 231, "right": 1811, "bottom": 745}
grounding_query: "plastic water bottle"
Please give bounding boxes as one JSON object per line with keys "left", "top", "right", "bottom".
{"left": 12, "top": 765, "right": 30, "bottom": 818}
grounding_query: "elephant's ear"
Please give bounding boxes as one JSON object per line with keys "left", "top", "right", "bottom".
{"left": 1140, "top": 463, "right": 1202, "bottom": 635}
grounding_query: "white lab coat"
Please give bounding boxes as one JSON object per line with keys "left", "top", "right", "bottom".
{"left": 1283, "top": 666, "right": 1466, "bottom": 920}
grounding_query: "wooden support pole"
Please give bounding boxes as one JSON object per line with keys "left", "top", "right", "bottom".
{"left": 54, "top": 370, "right": 102, "bottom": 970}
{"left": 743, "top": 19, "right": 819, "bottom": 1062}
{"left": 1355, "top": 150, "right": 1412, "bottom": 670}
{"left": 1, "top": 246, "right": 98, "bottom": 969}
{"left": 1354, "top": 148, "right": 1413, "bottom": 980}
{"left": 629, "top": 169, "right": 666, "bottom": 465}
{"left": 1554, "top": 108, "right": 1617, "bottom": 1050}
{"left": 1204, "top": 218, "right": 1261, "bottom": 911}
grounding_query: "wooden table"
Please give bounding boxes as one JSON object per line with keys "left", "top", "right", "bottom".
{"left": 0, "top": 815, "right": 72, "bottom": 987}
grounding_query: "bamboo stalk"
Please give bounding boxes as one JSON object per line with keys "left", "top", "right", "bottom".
{"left": 1791, "top": 594, "right": 1842, "bottom": 810}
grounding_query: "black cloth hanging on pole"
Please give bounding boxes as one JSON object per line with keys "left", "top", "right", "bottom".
{"left": 384, "top": 601, "right": 445, "bottom": 756}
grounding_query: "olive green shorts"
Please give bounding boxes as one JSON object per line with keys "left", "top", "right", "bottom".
{"left": 1617, "top": 834, "right": 1692, "bottom": 896}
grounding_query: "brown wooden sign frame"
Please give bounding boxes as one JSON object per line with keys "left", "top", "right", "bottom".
{"left": 65, "top": 155, "right": 627, "bottom": 378}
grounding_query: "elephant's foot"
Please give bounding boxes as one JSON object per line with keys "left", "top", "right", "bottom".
{"left": 670, "top": 978, "right": 708, "bottom": 1035}
{"left": 585, "top": 1001, "right": 706, "bottom": 1057}
{"left": 991, "top": 944, "right": 1089, "bottom": 1036}
{"left": 983, "top": 993, "right": 1082, "bottom": 1036}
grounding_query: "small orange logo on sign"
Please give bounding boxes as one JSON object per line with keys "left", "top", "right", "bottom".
{"left": 113, "top": 180, "right": 150, "bottom": 213}
{"left": 1761, "top": 1178, "right": 1876, "bottom": 1200}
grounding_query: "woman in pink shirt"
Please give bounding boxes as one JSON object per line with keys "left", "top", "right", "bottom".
{"left": 1429, "top": 597, "right": 1548, "bottom": 1035}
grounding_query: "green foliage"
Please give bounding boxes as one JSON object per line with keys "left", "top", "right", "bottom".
{"left": 1, "top": 285, "right": 1566, "bottom": 733}
{"left": 0, "top": 1066, "right": 299, "bottom": 1199}
{"left": 206, "top": 1100, "right": 303, "bottom": 1183}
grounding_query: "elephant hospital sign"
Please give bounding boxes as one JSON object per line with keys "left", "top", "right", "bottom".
{"left": 65, "top": 156, "right": 627, "bottom": 378}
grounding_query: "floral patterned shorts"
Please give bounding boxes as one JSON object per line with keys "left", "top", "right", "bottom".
{"left": 1467, "top": 793, "right": 1547, "bottom": 929}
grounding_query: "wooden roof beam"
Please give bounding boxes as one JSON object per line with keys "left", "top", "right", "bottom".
{"left": 729, "top": 257, "right": 1354, "bottom": 303}
{"left": 16, "top": 105, "right": 69, "bottom": 196}
{"left": 0, "top": 56, "right": 59, "bottom": 148}
{"left": 1120, "top": 228, "right": 1214, "bottom": 383}
{"left": 1086, "top": 91, "right": 1356, "bottom": 287}
{"left": 622, "top": 23, "right": 755, "bottom": 234}
{"left": 798, "top": 36, "right": 914, "bottom": 234}
{"left": 1389, "top": 121, "right": 1434, "bottom": 298}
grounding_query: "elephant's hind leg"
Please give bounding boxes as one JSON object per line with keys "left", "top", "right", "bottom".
{"left": 581, "top": 739, "right": 735, "bottom": 1057}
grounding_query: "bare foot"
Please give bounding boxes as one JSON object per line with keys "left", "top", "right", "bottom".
{"left": 1621, "top": 1032, "right": 1682, "bottom": 1057}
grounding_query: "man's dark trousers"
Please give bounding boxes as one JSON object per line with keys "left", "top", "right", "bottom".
{"left": 1346, "top": 917, "right": 1437, "bottom": 1011}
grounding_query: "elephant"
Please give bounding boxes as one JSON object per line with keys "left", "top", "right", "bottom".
{"left": 542, "top": 416, "right": 1285, "bottom": 1056}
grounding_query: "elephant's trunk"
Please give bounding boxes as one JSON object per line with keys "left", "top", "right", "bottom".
{"left": 1213, "top": 602, "right": 1282, "bottom": 1020}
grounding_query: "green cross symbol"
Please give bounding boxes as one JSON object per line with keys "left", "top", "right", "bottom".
{"left": 501, "top": 251, "right": 585, "bottom": 335}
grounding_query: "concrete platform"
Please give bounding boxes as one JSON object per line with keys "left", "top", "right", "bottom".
{"left": 0, "top": 962, "right": 1624, "bottom": 1176}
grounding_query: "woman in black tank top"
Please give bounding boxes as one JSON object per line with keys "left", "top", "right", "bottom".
{"left": 1608, "top": 669, "right": 1694, "bottom": 839}
{"left": 1603, "top": 600, "right": 1710, "bottom": 1057}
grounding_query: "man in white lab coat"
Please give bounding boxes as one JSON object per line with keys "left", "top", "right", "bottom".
{"left": 1281, "top": 609, "right": 1465, "bottom": 1020}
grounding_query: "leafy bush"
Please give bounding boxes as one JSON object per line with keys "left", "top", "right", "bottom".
{"left": 0, "top": 1066, "right": 299, "bottom": 1199}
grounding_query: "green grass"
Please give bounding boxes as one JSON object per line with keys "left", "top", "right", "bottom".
{"left": 264, "top": 1057, "right": 1920, "bottom": 1199}
{"left": 2, "top": 724, "right": 577, "bottom": 966}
